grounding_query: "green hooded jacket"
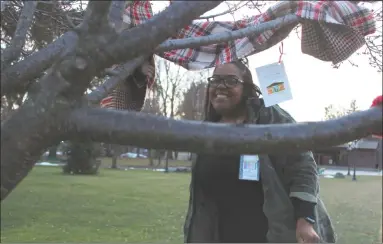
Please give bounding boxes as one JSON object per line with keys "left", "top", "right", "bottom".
{"left": 183, "top": 103, "right": 336, "bottom": 243}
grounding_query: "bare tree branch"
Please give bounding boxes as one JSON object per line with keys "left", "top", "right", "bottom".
{"left": 76, "top": 1, "right": 112, "bottom": 34}
{"left": 108, "top": 1, "right": 126, "bottom": 33}
{"left": 1, "top": 31, "right": 79, "bottom": 96}
{"left": 65, "top": 106, "right": 382, "bottom": 154}
{"left": 156, "top": 14, "right": 299, "bottom": 53}
{"left": 87, "top": 56, "right": 146, "bottom": 103}
{"left": 100, "top": 2, "right": 222, "bottom": 68}
{"left": 1, "top": 1, "right": 222, "bottom": 98}
{"left": 1, "top": 1, "right": 10, "bottom": 12}
{"left": 197, "top": 1, "right": 248, "bottom": 20}
{"left": 1, "top": 1, "right": 38, "bottom": 68}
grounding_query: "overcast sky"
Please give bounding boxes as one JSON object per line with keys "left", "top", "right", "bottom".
{"left": 152, "top": 1, "right": 382, "bottom": 122}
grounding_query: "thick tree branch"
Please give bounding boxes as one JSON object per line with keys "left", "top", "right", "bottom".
{"left": 108, "top": 1, "right": 126, "bottom": 32}
{"left": 1, "top": 1, "right": 38, "bottom": 68}
{"left": 1, "top": 31, "right": 79, "bottom": 96}
{"left": 156, "top": 14, "right": 299, "bottom": 54}
{"left": 65, "top": 106, "right": 382, "bottom": 155}
{"left": 99, "top": 1, "right": 222, "bottom": 70}
{"left": 87, "top": 56, "right": 146, "bottom": 104}
{"left": 1, "top": 1, "right": 222, "bottom": 98}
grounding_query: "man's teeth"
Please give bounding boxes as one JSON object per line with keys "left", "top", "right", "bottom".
{"left": 216, "top": 94, "right": 227, "bottom": 98}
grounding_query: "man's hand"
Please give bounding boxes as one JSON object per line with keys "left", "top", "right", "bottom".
{"left": 140, "top": 61, "right": 155, "bottom": 79}
{"left": 296, "top": 218, "right": 320, "bottom": 243}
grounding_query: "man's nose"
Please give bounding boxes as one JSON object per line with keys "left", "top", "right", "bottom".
{"left": 216, "top": 82, "right": 227, "bottom": 89}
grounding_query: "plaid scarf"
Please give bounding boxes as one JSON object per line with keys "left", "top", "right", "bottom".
{"left": 101, "top": 0, "right": 376, "bottom": 111}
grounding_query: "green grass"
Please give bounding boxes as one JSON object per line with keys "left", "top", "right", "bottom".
{"left": 1, "top": 167, "right": 382, "bottom": 243}
{"left": 99, "top": 157, "right": 192, "bottom": 169}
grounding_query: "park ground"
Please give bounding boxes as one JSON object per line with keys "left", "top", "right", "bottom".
{"left": 1, "top": 165, "right": 382, "bottom": 244}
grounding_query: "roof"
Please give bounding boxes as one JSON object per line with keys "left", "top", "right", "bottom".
{"left": 267, "top": 82, "right": 284, "bottom": 88}
{"left": 356, "top": 140, "right": 379, "bottom": 150}
{"left": 335, "top": 139, "right": 380, "bottom": 150}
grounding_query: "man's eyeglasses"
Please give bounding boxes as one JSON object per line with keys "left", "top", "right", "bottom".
{"left": 207, "top": 75, "right": 244, "bottom": 88}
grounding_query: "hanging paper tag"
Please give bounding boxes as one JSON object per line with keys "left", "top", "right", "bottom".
{"left": 239, "top": 155, "right": 260, "bottom": 181}
{"left": 255, "top": 62, "right": 293, "bottom": 107}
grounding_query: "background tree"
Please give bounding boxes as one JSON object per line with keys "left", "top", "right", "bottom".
{"left": 0, "top": 1, "right": 381, "bottom": 201}
{"left": 178, "top": 80, "right": 208, "bottom": 121}
{"left": 324, "top": 99, "right": 360, "bottom": 120}
{"left": 323, "top": 99, "right": 363, "bottom": 176}
{"left": 142, "top": 90, "right": 162, "bottom": 166}
{"left": 62, "top": 141, "right": 101, "bottom": 175}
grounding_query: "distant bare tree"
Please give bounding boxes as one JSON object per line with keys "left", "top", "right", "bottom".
{"left": 179, "top": 80, "right": 208, "bottom": 121}
{"left": 324, "top": 99, "right": 360, "bottom": 120}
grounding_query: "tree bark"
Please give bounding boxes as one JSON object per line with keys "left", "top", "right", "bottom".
{"left": 65, "top": 106, "right": 382, "bottom": 155}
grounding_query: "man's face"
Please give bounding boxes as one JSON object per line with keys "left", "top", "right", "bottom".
{"left": 208, "top": 63, "right": 244, "bottom": 114}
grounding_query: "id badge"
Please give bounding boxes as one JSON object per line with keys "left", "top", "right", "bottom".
{"left": 239, "top": 155, "right": 260, "bottom": 181}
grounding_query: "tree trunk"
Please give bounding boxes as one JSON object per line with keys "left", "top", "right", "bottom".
{"left": 164, "top": 150, "right": 169, "bottom": 173}
{"left": 111, "top": 144, "right": 118, "bottom": 169}
{"left": 47, "top": 145, "right": 58, "bottom": 160}
{"left": 149, "top": 149, "right": 154, "bottom": 166}
{"left": 156, "top": 150, "right": 162, "bottom": 167}
{"left": 63, "top": 141, "right": 100, "bottom": 175}
{"left": 167, "top": 150, "right": 174, "bottom": 160}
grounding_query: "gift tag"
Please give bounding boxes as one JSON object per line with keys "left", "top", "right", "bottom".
{"left": 239, "top": 155, "right": 260, "bottom": 181}
{"left": 255, "top": 62, "right": 293, "bottom": 107}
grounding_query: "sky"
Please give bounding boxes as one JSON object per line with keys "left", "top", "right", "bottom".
{"left": 151, "top": 1, "right": 383, "bottom": 122}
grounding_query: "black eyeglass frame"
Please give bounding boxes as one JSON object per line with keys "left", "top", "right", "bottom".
{"left": 207, "top": 75, "right": 244, "bottom": 88}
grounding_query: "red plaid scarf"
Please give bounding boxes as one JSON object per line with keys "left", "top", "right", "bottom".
{"left": 101, "top": 0, "right": 376, "bottom": 112}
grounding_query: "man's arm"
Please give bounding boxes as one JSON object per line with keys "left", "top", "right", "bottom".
{"left": 262, "top": 105, "right": 319, "bottom": 222}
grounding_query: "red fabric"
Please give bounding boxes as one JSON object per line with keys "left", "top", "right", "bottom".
{"left": 371, "top": 95, "right": 383, "bottom": 107}
{"left": 123, "top": 1, "right": 376, "bottom": 70}
{"left": 370, "top": 95, "right": 382, "bottom": 138}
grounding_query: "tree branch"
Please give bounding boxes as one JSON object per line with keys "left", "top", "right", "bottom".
{"left": 99, "top": 1, "right": 222, "bottom": 69}
{"left": 1, "top": 1, "right": 10, "bottom": 12}
{"left": 1, "top": 1, "right": 222, "bottom": 98}
{"left": 1, "top": 31, "right": 79, "bottom": 96}
{"left": 76, "top": 1, "right": 112, "bottom": 34}
{"left": 197, "top": 1, "right": 248, "bottom": 20}
{"left": 1, "top": 1, "right": 38, "bottom": 68}
{"left": 65, "top": 106, "right": 382, "bottom": 155}
{"left": 108, "top": 1, "right": 126, "bottom": 33}
{"left": 87, "top": 56, "right": 146, "bottom": 104}
{"left": 155, "top": 14, "right": 300, "bottom": 53}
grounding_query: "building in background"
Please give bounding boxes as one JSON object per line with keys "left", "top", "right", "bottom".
{"left": 313, "top": 136, "right": 382, "bottom": 170}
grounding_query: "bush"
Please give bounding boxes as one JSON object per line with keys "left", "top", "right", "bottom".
{"left": 334, "top": 172, "right": 346, "bottom": 179}
{"left": 62, "top": 141, "right": 101, "bottom": 175}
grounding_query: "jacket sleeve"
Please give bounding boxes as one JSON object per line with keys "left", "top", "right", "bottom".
{"left": 263, "top": 105, "right": 319, "bottom": 204}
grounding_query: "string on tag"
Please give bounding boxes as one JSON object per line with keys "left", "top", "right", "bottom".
{"left": 278, "top": 41, "right": 284, "bottom": 64}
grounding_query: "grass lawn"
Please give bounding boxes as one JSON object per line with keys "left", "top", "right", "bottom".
{"left": 1, "top": 167, "right": 382, "bottom": 243}
{"left": 99, "top": 157, "right": 192, "bottom": 169}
